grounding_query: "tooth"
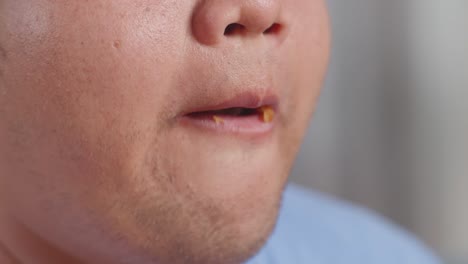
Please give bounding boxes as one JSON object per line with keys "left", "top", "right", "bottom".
{"left": 213, "top": 115, "right": 224, "bottom": 124}
{"left": 259, "top": 106, "right": 274, "bottom": 123}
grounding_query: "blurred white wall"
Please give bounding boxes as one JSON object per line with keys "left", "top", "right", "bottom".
{"left": 290, "top": 1, "right": 468, "bottom": 262}
{"left": 408, "top": 1, "right": 468, "bottom": 262}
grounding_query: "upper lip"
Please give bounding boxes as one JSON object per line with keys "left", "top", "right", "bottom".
{"left": 181, "top": 90, "right": 279, "bottom": 116}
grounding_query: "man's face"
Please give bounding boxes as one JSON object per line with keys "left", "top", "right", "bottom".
{"left": 0, "top": 0, "right": 329, "bottom": 263}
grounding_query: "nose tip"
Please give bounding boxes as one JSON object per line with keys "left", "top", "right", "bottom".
{"left": 192, "top": 0, "right": 285, "bottom": 46}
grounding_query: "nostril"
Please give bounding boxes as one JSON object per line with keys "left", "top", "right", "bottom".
{"left": 263, "top": 23, "right": 282, "bottom": 35}
{"left": 224, "top": 23, "right": 282, "bottom": 36}
{"left": 224, "top": 23, "right": 245, "bottom": 36}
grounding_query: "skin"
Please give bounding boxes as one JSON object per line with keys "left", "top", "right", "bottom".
{"left": 0, "top": 0, "right": 330, "bottom": 263}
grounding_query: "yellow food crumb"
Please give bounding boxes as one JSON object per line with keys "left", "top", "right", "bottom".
{"left": 213, "top": 115, "right": 224, "bottom": 124}
{"left": 259, "top": 106, "right": 275, "bottom": 123}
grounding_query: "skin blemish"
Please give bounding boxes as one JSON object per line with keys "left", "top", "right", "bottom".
{"left": 113, "top": 40, "right": 121, "bottom": 49}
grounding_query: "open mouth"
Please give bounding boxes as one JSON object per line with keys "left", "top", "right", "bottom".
{"left": 186, "top": 106, "right": 275, "bottom": 124}
{"left": 178, "top": 91, "right": 278, "bottom": 138}
{"left": 181, "top": 104, "right": 276, "bottom": 137}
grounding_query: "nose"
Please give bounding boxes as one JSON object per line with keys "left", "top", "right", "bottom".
{"left": 191, "top": 0, "right": 286, "bottom": 46}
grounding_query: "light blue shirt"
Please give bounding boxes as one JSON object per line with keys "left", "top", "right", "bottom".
{"left": 246, "top": 184, "right": 441, "bottom": 264}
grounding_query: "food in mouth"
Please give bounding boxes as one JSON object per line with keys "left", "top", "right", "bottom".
{"left": 213, "top": 115, "right": 224, "bottom": 124}
{"left": 258, "top": 106, "right": 274, "bottom": 123}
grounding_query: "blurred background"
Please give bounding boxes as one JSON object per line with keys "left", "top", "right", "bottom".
{"left": 290, "top": 1, "right": 467, "bottom": 263}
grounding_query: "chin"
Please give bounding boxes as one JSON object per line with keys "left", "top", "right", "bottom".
{"left": 121, "top": 168, "right": 286, "bottom": 264}
{"left": 74, "top": 140, "right": 290, "bottom": 264}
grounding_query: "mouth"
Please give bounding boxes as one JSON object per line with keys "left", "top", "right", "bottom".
{"left": 179, "top": 92, "right": 278, "bottom": 138}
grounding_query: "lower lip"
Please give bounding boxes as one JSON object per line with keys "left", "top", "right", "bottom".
{"left": 179, "top": 114, "right": 275, "bottom": 138}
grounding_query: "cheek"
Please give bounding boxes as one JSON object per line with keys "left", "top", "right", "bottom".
{"left": 282, "top": 0, "right": 330, "bottom": 142}
{"left": 0, "top": 1, "right": 191, "bottom": 210}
